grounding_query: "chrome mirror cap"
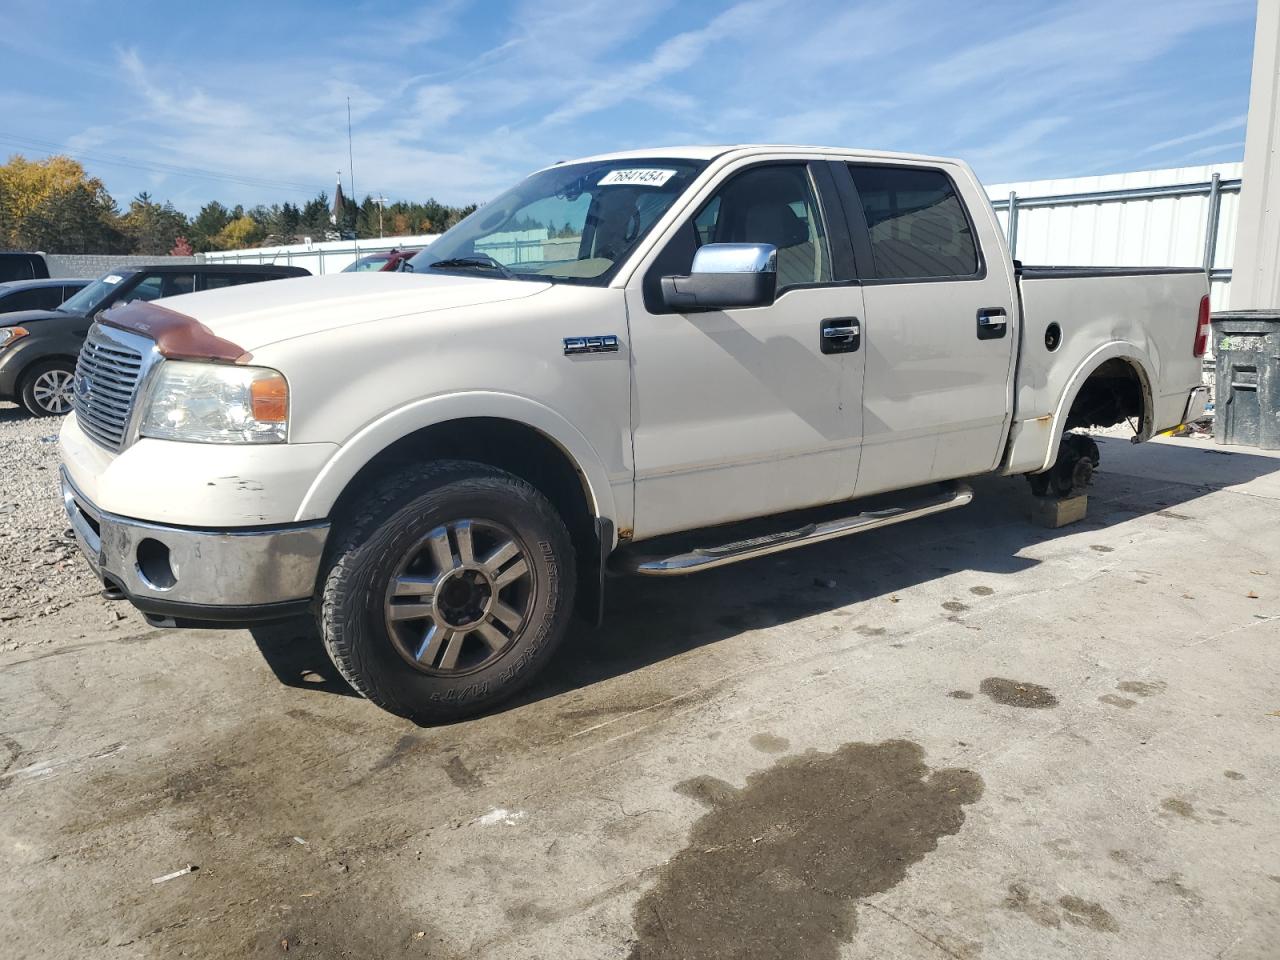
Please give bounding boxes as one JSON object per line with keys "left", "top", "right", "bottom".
{"left": 690, "top": 242, "right": 777, "bottom": 275}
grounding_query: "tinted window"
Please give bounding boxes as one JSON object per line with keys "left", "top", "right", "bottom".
{"left": 847, "top": 165, "right": 978, "bottom": 280}
{"left": 204, "top": 273, "right": 271, "bottom": 289}
{"left": 0, "top": 287, "right": 60, "bottom": 312}
{"left": 693, "top": 164, "right": 833, "bottom": 292}
{"left": 122, "top": 273, "right": 196, "bottom": 303}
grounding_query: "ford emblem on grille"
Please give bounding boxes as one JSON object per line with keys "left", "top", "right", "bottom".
{"left": 74, "top": 373, "right": 92, "bottom": 400}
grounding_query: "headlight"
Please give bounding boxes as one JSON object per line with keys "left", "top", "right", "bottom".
{"left": 0, "top": 326, "right": 29, "bottom": 349}
{"left": 139, "top": 361, "right": 289, "bottom": 444}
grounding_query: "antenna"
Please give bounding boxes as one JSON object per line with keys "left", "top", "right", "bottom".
{"left": 347, "top": 97, "right": 357, "bottom": 254}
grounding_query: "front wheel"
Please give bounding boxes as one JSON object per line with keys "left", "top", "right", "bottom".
{"left": 20, "top": 360, "right": 76, "bottom": 416}
{"left": 319, "top": 460, "right": 576, "bottom": 723}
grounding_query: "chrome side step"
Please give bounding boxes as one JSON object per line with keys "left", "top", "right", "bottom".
{"left": 615, "top": 482, "right": 974, "bottom": 576}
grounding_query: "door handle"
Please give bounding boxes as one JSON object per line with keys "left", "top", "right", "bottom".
{"left": 821, "top": 316, "right": 860, "bottom": 354}
{"left": 976, "top": 307, "right": 1007, "bottom": 340}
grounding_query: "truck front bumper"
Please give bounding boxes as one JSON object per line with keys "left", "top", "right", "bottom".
{"left": 61, "top": 468, "right": 328, "bottom": 626}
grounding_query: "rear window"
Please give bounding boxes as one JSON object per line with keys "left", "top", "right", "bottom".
{"left": 204, "top": 273, "right": 275, "bottom": 289}
{"left": 847, "top": 165, "right": 979, "bottom": 280}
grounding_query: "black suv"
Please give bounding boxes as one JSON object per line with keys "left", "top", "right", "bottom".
{"left": 0, "top": 263, "right": 309, "bottom": 416}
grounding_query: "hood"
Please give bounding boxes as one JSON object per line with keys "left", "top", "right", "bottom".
{"left": 151, "top": 271, "right": 551, "bottom": 352}
{"left": 0, "top": 308, "right": 72, "bottom": 326}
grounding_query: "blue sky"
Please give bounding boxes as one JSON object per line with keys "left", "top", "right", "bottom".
{"left": 0, "top": 0, "right": 1258, "bottom": 214}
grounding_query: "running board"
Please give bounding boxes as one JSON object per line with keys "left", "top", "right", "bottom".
{"left": 615, "top": 482, "right": 974, "bottom": 576}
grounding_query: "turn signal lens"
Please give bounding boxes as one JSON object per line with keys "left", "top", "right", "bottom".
{"left": 250, "top": 373, "right": 289, "bottom": 422}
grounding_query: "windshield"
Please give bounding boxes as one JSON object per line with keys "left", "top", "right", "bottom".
{"left": 59, "top": 272, "right": 131, "bottom": 314}
{"left": 407, "top": 158, "right": 707, "bottom": 284}
{"left": 343, "top": 254, "right": 391, "bottom": 272}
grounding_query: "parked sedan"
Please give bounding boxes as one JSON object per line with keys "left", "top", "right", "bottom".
{"left": 0, "top": 278, "right": 91, "bottom": 315}
{"left": 0, "top": 263, "right": 309, "bottom": 416}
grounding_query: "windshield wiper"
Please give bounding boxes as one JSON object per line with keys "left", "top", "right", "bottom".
{"left": 427, "top": 255, "right": 513, "bottom": 279}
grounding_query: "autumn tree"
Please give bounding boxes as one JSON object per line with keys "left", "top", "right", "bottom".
{"left": 0, "top": 154, "right": 125, "bottom": 252}
{"left": 123, "top": 192, "right": 190, "bottom": 255}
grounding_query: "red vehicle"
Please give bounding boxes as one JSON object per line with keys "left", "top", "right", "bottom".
{"left": 341, "top": 248, "right": 422, "bottom": 273}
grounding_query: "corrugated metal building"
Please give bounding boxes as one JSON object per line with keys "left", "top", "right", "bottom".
{"left": 986, "top": 163, "right": 1240, "bottom": 310}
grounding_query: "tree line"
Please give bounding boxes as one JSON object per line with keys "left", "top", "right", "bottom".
{"left": 0, "top": 154, "right": 477, "bottom": 256}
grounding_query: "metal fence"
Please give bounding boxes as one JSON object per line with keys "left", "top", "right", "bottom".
{"left": 987, "top": 171, "right": 1239, "bottom": 308}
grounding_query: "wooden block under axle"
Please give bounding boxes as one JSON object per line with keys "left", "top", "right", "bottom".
{"left": 1029, "top": 494, "right": 1088, "bottom": 529}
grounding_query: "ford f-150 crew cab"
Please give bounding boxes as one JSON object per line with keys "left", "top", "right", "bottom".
{"left": 58, "top": 145, "right": 1211, "bottom": 722}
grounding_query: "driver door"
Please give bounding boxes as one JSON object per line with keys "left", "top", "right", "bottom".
{"left": 625, "top": 160, "right": 867, "bottom": 539}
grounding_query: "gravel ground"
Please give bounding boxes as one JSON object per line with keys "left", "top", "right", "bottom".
{"left": 0, "top": 403, "right": 115, "bottom": 650}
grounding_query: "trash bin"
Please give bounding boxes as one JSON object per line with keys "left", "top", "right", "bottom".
{"left": 1211, "top": 310, "right": 1280, "bottom": 450}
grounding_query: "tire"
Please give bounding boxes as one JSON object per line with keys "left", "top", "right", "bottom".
{"left": 20, "top": 359, "right": 76, "bottom": 417}
{"left": 319, "top": 460, "right": 576, "bottom": 723}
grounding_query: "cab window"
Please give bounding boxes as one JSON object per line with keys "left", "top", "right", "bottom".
{"left": 693, "top": 164, "right": 833, "bottom": 292}
{"left": 847, "top": 165, "right": 979, "bottom": 280}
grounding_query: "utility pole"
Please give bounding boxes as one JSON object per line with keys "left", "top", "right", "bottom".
{"left": 372, "top": 195, "right": 390, "bottom": 239}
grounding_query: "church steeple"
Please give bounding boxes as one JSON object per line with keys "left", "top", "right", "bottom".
{"left": 331, "top": 172, "right": 346, "bottom": 226}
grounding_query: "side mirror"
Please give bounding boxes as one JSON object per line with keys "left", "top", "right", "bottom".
{"left": 660, "top": 242, "right": 777, "bottom": 311}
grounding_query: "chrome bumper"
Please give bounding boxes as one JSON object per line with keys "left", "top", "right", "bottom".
{"left": 60, "top": 468, "right": 328, "bottom": 616}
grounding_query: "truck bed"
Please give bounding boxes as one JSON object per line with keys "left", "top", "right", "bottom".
{"left": 1003, "top": 264, "right": 1206, "bottom": 475}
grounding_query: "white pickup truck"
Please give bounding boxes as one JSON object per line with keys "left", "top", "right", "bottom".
{"left": 59, "top": 145, "right": 1210, "bottom": 721}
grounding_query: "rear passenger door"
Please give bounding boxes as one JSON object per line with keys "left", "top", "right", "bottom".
{"left": 833, "top": 163, "right": 1017, "bottom": 496}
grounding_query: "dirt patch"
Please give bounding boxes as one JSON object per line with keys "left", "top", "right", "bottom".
{"left": 1059, "top": 895, "right": 1120, "bottom": 932}
{"left": 1224, "top": 770, "right": 1246, "bottom": 781}
{"left": 941, "top": 601, "right": 970, "bottom": 613}
{"left": 1005, "top": 884, "right": 1119, "bottom": 933}
{"left": 979, "top": 677, "right": 1058, "bottom": 709}
{"left": 1117, "top": 680, "right": 1166, "bottom": 697}
{"left": 628, "top": 740, "right": 982, "bottom": 960}
{"left": 948, "top": 690, "right": 974, "bottom": 700}
{"left": 748, "top": 733, "right": 790, "bottom": 754}
{"left": 1161, "top": 797, "right": 1198, "bottom": 820}
{"left": 1090, "top": 544, "right": 1115, "bottom": 553}
{"left": 1098, "top": 695, "right": 1136, "bottom": 709}
{"left": 969, "top": 585, "right": 995, "bottom": 596}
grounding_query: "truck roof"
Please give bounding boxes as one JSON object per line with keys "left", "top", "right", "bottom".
{"left": 558, "top": 144, "right": 962, "bottom": 166}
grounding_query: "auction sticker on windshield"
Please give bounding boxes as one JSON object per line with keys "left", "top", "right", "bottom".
{"left": 104, "top": 275, "right": 123, "bottom": 284}
{"left": 598, "top": 169, "right": 677, "bottom": 187}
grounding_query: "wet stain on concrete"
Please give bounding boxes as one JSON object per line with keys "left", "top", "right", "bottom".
{"left": 1161, "top": 798, "right": 1198, "bottom": 820}
{"left": 1090, "top": 544, "right": 1115, "bottom": 553}
{"left": 1153, "top": 873, "right": 1203, "bottom": 903}
{"left": 628, "top": 740, "right": 982, "bottom": 960}
{"left": 1117, "top": 680, "right": 1166, "bottom": 697}
{"left": 1224, "top": 770, "right": 1246, "bottom": 781}
{"left": 1157, "top": 510, "right": 1194, "bottom": 521}
{"left": 748, "top": 733, "right": 791, "bottom": 754}
{"left": 443, "top": 755, "right": 483, "bottom": 791}
{"left": 979, "top": 677, "right": 1059, "bottom": 709}
{"left": 948, "top": 690, "right": 975, "bottom": 700}
{"left": 855, "top": 625, "right": 887, "bottom": 637}
{"left": 1059, "top": 895, "right": 1120, "bottom": 932}
{"left": 941, "top": 601, "right": 970, "bottom": 613}
{"left": 969, "top": 585, "right": 995, "bottom": 596}
{"left": 1005, "top": 884, "right": 1119, "bottom": 933}
{"left": 1098, "top": 694, "right": 1137, "bottom": 709}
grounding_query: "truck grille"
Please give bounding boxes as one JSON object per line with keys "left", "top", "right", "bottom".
{"left": 73, "top": 326, "right": 146, "bottom": 451}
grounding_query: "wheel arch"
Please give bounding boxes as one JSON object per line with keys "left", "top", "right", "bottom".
{"left": 1038, "top": 344, "right": 1154, "bottom": 473}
